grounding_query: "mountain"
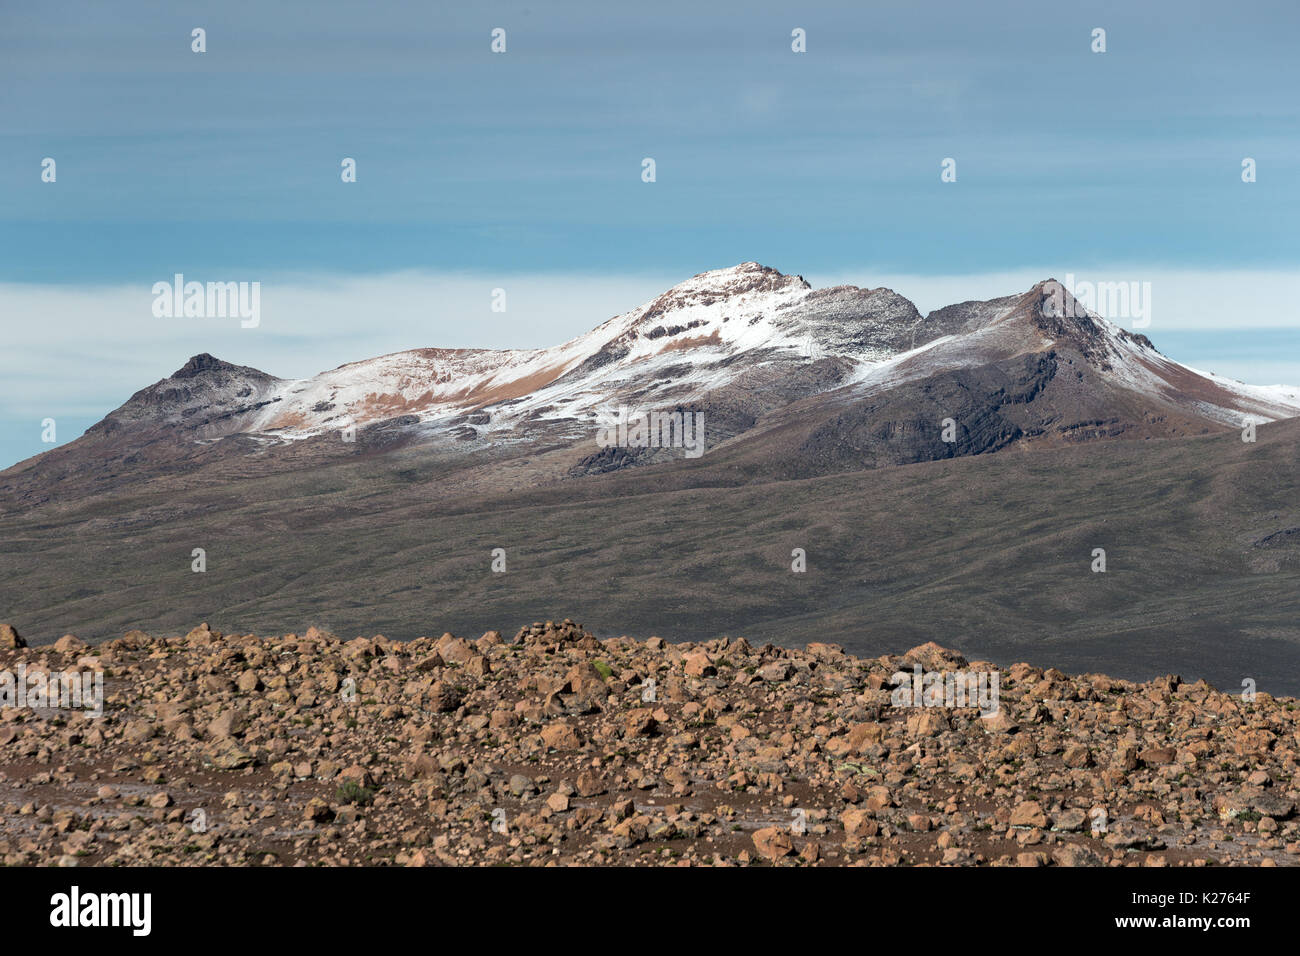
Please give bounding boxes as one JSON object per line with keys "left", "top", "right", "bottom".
{"left": 5, "top": 262, "right": 1298, "bottom": 504}
{"left": 2, "top": 263, "right": 1299, "bottom": 694}
{"left": 98, "top": 264, "right": 1300, "bottom": 445}
{"left": 89, "top": 352, "right": 286, "bottom": 438}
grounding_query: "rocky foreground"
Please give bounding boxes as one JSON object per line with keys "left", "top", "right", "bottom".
{"left": 0, "top": 619, "right": 1297, "bottom": 867}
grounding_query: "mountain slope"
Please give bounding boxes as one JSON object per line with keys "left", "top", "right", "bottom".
{"left": 4, "top": 263, "right": 1299, "bottom": 506}
{"left": 2, "top": 414, "right": 1298, "bottom": 694}
{"left": 103, "top": 266, "right": 1300, "bottom": 445}
{"left": 3, "top": 264, "right": 1300, "bottom": 691}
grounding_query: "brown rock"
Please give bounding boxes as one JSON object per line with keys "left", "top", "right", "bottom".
{"left": 623, "top": 708, "right": 658, "bottom": 738}
{"left": 575, "top": 770, "right": 606, "bottom": 797}
{"left": 981, "top": 711, "right": 1019, "bottom": 734}
{"left": 1053, "top": 808, "right": 1088, "bottom": 832}
{"left": 428, "top": 680, "right": 464, "bottom": 713}
{"left": 339, "top": 765, "right": 374, "bottom": 788}
{"left": 540, "top": 722, "right": 583, "bottom": 750}
{"left": 435, "top": 633, "right": 476, "bottom": 666}
{"left": 1053, "top": 843, "right": 1104, "bottom": 867}
{"left": 841, "top": 808, "right": 878, "bottom": 837}
{"left": 206, "top": 739, "right": 254, "bottom": 770}
{"left": 846, "top": 722, "right": 885, "bottom": 751}
{"left": 1010, "top": 801, "right": 1048, "bottom": 829}
{"left": 682, "top": 652, "right": 715, "bottom": 677}
{"left": 903, "top": 642, "right": 968, "bottom": 670}
{"left": 864, "top": 786, "right": 893, "bottom": 813}
{"left": 1139, "top": 746, "right": 1176, "bottom": 765}
{"left": 53, "top": 634, "right": 86, "bottom": 653}
{"left": 752, "top": 826, "right": 794, "bottom": 860}
{"left": 207, "top": 708, "right": 248, "bottom": 739}
{"left": 906, "top": 711, "right": 948, "bottom": 736}
{"left": 303, "top": 797, "right": 334, "bottom": 823}
{"left": 758, "top": 661, "right": 793, "bottom": 682}
{"left": 1061, "top": 744, "right": 1092, "bottom": 768}
{"left": 186, "top": 623, "right": 218, "bottom": 644}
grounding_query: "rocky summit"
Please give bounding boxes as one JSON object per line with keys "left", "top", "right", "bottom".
{"left": 1, "top": 619, "right": 1296, "bottom": 867}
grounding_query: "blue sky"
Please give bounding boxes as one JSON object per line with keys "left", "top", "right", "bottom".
{"left": 1, "top": 0, "right": 1298, "bottom": 467}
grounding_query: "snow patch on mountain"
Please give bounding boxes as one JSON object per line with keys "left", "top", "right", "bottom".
{"left": 101, "top": 263, "right": 1300, "bottom": 449}
{"left": 243, "top": 262, "right": 837, "bottom": 440}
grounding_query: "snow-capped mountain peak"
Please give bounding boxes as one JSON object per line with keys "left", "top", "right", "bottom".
{"left": 76, "top": 265, "right": 1300, "bottom": 457}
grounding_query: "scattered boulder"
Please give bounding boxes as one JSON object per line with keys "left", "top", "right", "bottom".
{"left": 752, "top": 827, "right": 794, "bottom": 860}
{"left": 0, "top": 618, "right": 1292, "bottom": 869}
{"left": 0, "top": 623, "right": 25, "bottom": 649}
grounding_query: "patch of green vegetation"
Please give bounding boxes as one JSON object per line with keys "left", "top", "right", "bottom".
{"left": 836, "top": 761, "right": 879, "bottom": 777}
{"left": 335, "top": 780, "right": 376, "bottom": 806}
{"left": 592, "top": 660, "right": 614, "bottom": 680}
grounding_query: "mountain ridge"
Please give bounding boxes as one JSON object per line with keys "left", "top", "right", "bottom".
{"left": 5, "top": 263, "right": 1300, "bottom": 505}
{"left": 62, "top": 264, "right": 1300, "bottom": 442}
